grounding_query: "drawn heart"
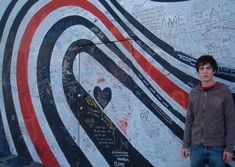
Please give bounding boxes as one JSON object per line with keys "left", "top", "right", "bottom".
{"left": 93, "top": 86, "right": 112, "bottom": 109}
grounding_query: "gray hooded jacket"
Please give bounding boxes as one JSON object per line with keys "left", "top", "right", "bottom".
{"left": 183, "top": 82, "right": 235, "bottom": 153}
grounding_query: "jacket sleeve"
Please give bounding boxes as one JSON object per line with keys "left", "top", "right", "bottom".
{"left": 183, "top": 93, "right": 194, "bottom": 149}
{"left": 224, "top": 89, "right": 235, "bottom": 153}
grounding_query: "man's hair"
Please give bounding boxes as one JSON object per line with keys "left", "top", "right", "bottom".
{"left": 195, "top": 55, "right": 218, "bottom": 72}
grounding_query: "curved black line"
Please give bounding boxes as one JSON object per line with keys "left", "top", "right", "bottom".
{"left": 2, "top": 0, "right": 39, "bottom": 160}
{"left": 0, "top": 0, "right": 18, "bottom": 42}
{"left": 37, "top": 17, "right": 92, "bottom": 167}
{"left": 103, "top": 0, "right": 235, "bottom": 83}
{"left": 63, "top": 40, "right": 153, "bottom": 166}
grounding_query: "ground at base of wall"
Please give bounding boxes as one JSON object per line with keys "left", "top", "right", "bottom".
{"left": 0, "top": 154, "right": 46, "bottom": 167}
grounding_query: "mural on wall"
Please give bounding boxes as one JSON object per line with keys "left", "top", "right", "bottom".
{"left": 0, "top": 0, "right": 234, "bottom": 167}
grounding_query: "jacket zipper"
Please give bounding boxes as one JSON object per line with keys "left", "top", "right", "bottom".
{"left": 201, "top": 91, "right": 207, "bottom": 144}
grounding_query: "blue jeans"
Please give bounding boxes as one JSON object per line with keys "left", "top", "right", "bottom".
{"left": 190, "top": 144, "right": 225, "bottom": 167}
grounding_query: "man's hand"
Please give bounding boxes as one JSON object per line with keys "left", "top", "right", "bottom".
{"left": 223, "top": 151, "right": 233, "bottom": 161}
{"left": 181, "top": 148, "right": 189, "bottom": 158}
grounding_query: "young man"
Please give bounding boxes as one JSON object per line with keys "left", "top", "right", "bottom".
{"left": 182, "top": 55, "right": 235, "bottom": 167}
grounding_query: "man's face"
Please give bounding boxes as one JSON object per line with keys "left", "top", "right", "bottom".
{"left": 198, "top": 63, "right": 215, "bottom": 83}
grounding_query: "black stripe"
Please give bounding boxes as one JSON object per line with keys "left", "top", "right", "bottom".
{"left": 37, "top": 16, "right": 92, "bottom": 167}
{"left": 2, "top": 0, "right": 39, "bottom": 160}
{"left": 0, "top": 0, "right": 18, "bottom": 42}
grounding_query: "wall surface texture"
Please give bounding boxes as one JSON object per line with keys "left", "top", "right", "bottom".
{"left": 0, "top": 0, "right": 235, "bottom": 167}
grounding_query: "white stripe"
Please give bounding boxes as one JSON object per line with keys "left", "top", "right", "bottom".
{"left": 0, "top": 0, "right": 37, "bottom": 156}
{"left": 25, "top": 5, "right": 79, "bottom": 167}
{"left": 10, "top": 0, "right": 52, "bottom": 162}
{"left": 0, "top": 0, "right": 10, "bottom": 20}
{"left": 50, "top": 26, "right": 109, "bottom": 167}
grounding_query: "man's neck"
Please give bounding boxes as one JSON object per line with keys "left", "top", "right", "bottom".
{"left": 201, "top": 81, "right": 216, "bottom": 89}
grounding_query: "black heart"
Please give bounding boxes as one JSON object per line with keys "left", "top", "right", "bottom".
{"left": 93, "top": 86, "right": 112, "bottom": 109}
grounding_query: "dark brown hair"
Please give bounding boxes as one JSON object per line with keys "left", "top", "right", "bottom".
{"left": 195, "top": 55, "right": 218, "bottom": 72}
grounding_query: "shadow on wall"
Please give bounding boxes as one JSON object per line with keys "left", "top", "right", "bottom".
{"left": 0, "top": 112, "right": 46, "bottom": 167}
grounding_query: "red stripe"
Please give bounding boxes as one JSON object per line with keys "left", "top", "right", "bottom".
{"left": 16, "top": 1, "right": 62, "bottom": 167}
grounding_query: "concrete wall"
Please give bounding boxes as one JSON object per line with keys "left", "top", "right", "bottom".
{"left": 0, "top": 0, "right": 234, "bottom": 166}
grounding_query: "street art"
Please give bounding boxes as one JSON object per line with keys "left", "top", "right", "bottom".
{"left": 0, "top": 0, "right": 235, "bottom": 167}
